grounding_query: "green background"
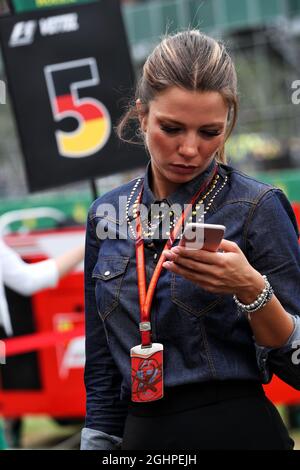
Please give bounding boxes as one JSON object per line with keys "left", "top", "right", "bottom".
{"left": 12, "top": 0, "right": 98, "bottom": 14}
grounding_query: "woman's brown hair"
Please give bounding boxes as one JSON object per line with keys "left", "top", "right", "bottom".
{"left": 117, "top": 29, "right": 238, "bottom": 163}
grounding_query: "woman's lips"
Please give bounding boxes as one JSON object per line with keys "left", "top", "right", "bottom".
{"left": 169, "top": 164, "right": 198, "bottom": 175}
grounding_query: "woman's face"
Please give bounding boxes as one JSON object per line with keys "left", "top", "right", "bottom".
{"left": 137, "top": 86, "right": 229, "bottom": 198}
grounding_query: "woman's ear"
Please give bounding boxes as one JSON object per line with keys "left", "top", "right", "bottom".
{"left": 136, "top": 99, "right": 148, "bottom": 133}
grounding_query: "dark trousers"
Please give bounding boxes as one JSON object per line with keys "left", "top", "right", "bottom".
{"left": 122, "top": 381, "right": 294, "bottom": 450}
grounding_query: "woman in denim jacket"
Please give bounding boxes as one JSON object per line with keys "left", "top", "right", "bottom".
{"left": 81, "top": 30, "right": 300, "bottom": 450}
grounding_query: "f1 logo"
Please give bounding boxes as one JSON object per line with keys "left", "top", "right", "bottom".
{"left": 9, "top": 21, "right": 37, "bottom": 47}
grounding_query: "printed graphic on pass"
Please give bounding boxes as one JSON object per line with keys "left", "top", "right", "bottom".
{"left": 44, "top": 58, "right": 111, "bottom": 158}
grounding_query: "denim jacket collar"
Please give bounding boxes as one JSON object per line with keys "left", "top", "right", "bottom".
{"left": 142, "top": 158, "right": 217, "bottom": 210}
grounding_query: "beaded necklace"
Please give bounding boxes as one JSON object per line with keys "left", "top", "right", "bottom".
{"left": 126, "top": 169, "right": 228, "bottom": 240}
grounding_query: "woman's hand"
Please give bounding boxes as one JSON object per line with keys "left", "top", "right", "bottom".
{"left": 162, "top": 239, "right": 265, "bottom": 301}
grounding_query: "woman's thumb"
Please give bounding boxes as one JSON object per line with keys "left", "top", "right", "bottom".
{"left": 219, "top": 238, "right": 240, "bottom": 253}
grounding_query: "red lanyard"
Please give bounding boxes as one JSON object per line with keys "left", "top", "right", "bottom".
{"left": 135, "top": 164, "right": 218, "bottom": 347}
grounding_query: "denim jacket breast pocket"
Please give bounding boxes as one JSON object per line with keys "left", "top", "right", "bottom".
{"left": 92, "top": 256, "right": 130, "bottom": 321}
{"left": 171, "top": 273, "right": 223, "bottom": 317}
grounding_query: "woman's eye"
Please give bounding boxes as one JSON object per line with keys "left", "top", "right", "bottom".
{"left": 160, "top": 125, "right": 181, "bottom": 134}
{"left": 160, "top": 125, "right": 221, "bottom": 138}
{"left": 201, "top": 130, "right": 221, "bottom": 138}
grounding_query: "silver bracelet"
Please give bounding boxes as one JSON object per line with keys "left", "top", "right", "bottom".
{"left": 233, "top": 275, "right": 274, "bottom": 315}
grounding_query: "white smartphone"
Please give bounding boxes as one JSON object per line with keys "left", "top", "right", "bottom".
{"left": 180, "top": 223, "right": 226, "bottom": 251}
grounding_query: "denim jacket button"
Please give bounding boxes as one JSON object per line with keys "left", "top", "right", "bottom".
{"left": 104, "top": 270, "right": 111, "bottom": 276}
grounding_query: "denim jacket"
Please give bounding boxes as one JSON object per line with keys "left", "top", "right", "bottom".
{"left": 81, "top": 160, "right": 300, "bottom": 450}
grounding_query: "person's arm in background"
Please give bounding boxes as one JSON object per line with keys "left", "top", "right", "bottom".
{"left": 0, "top": 238, "right": 84, "bottom": 296}
{"left": 51, "top": 244, "right": 84, "bottom": 279}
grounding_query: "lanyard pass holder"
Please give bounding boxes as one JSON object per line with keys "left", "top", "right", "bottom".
{"left": 130, "top": 163, "right": 218, "bottom": 404}
{"left": 130, "top": 321, "right": 164, "bottom": 402}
